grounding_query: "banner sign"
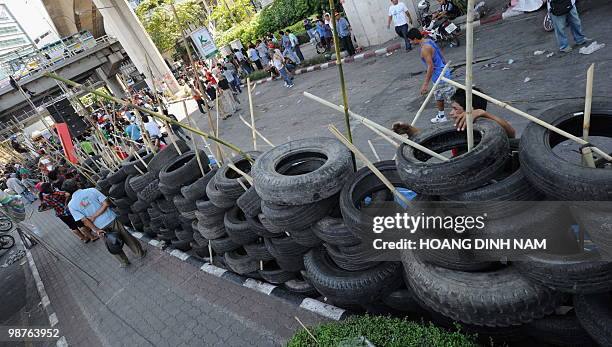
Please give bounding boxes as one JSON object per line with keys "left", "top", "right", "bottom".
{"left": 190, "top": 27, "right": 218, "bottom": 59}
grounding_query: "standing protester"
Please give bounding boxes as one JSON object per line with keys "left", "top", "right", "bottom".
{"left": 234, "top": 49, "right": 253, "bottom": 75}
{"left": 280, "top": 31, "right": 301, "bottom": 65}
{"left": 67, "top": 183, "right": 146, "bottom": 268}
{"left": 248, "top": 44, "right": 263, "bottom": 70}
{"left": 38, "top": 182, "right": 98, "bottom": 243}
{"left": 162, "top": 110, "right": 191, "bottom": 142}
{"left": 222, "top": 65, "right": 242, "bottom": 94}
{"left": 407, "top": 28, "right": 454, "bottom": 123}
{"left": 217, "top": 76, "right": 238, "bottom": 119}
{"left": 335, "top": 12, "right": 356, "bottom": 56}
{"left": 547, "top": 0, "right": 590, "bottom": 53}
{"left": 190, "top": 83, "right": 208, "bottom": 114}
{"left": 387, "top": 0, "right": 415, "bottom": 51}
{"left": 316, "top": 18, "right": 332, "bottom": 50}
{"left": 304, "top": 18, "right": 316, "bottom": 44}
{"left": 256, "top": 40, "right": 270, "bottom": 66}
{"left": 142, "top": 114, "right": 166, "bottom": 144}
{"left": 6, "top": 173, "right": 36, "bottom": 203}
{"left": 287, "top": 30, "right": 305, "bottom": 62}
{"left": 273, "top": 50, "right": 294, "bottom": 88}
{"left": 125, "top": 121, "right": 141, "bottom": 142}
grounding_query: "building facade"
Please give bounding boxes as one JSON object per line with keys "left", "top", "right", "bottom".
{"left": 0, "top": 3, "right": 35, "bottom": 80}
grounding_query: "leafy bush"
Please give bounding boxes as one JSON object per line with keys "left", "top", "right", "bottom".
{"left": 287, "top": 315, "right": 480, "bottom": 347}
{"left": 246, "top": 70, "right": 271, "bottom": 82}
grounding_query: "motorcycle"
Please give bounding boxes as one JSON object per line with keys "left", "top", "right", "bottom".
{"left": 418, "top": 0, "right": 461, "bottom": 47}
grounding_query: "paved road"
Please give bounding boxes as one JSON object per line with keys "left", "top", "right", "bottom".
{"left": 170, "top": 0, "right": 611, "bottom": 162}
{"left": 0, "top": 229, "right": 50, "bottom": 347}
{"left": 25, "top": 206, "right": 327, "bottom": 346}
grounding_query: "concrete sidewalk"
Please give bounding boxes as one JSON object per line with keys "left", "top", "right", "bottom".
{"left": 25, "top": 205, "right": 327, "bottom": 346}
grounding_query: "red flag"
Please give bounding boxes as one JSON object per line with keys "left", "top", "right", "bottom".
{"left": 55, "top": 123, "right": 78, "bottom": 164}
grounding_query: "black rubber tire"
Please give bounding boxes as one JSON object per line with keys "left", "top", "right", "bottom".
{"left": 258, "top": 212, "right": 287, "bottom": 235}
{"left": 224, "top": 206, "right": 258, "bottom": 246}
{"left": 526, "top": 313, "right": 596, "bottom": 347}
{"left": 128, "top": 213, "right": 142, "bottom": 228}
{"left": 147, "top": 140, "right": 191, "bottom": 174}
{"left": 261, "top": 194, "right": 337, "bottom": 230}
{"left": 117, "top": 213, "right": 130, "bottom": 225}
{"left": 215, "top": 151, "right": 260, "bottom": 196}
{"left": 162, "top": 212, "right": 181, "bottom": 230}
{"left": 274, "top": 254, "right": 305, "bottom": 272}
{"left": 248, "top": 214, "right": 281, "bottom": 239}
{"left": 113, "top": 197, "right": 131, "bottom": 209}
{"left": 175, "top": 229, "right": 194, "bottom": 241}
{"left": 516, "top": 250, "right": 612, "bottom": 294}
{"left": 159, "top": 182, "right": 182, "bottom": 197}
{"left": 137, "top": 179, "right": 162, "bottom": 203}
{"left": 402, "top": 251, "right": 566, "bottom": 327}
{"left": 396, "top": 119, "right": 509, "bottom": 195}
{"left": 325, "top": 244, "right": 380, "bottom": 271}
{"left": 236, "top": 186, "right": 262, "bottom": 218}
{"left": 416, "top": 243, "right": 498, "bottom": 272}
{"left": 284, "top": 277, "right": 318, "bottom": 297}
{"left": 244, "top": 240, "right": 274, "bottom": 261}
{"left": 304, "top": 247, "right": 403, "bottom": 306}
{"left": 124, "top": 175, "right": 138, "bottom": 201}
{"left": 129, "top": 172, "right": 156, "bottom": 193}
{"left": 311, "top": 217, "right": 360, "bottom": 247}
{"left": 195, "top": 197, "right": 226, "bottom": 217}
{"left": 171, "top": 239, "right": 192, "bottom": 252}
{"left": 224, "top": 248, "right": 260, "bottom": 275}
{"left": 156, "top": 197, "right": 177, "bottom": 213}
{"left": 121, "top": 149, "right": 154, "bottom": 175}
{"left": 264, "top": 236, "right": 310, "bottom": 257}
{"left": 180, "top": 210, "right": 196, "bottom": 220}
{"left": 147, "top": 206, "right": 161, "bottom": 219}
{"left": 205, "top": 175, "right": 236, "bottom": 209}
{"left": 574, "top": 292, "right": 612, "bottom": 346}
{"left": 138, "top": 212, "right": 150, "bottom": 224}
{"left": 259, "top": 261, "right": 297, "bottom": 284}
{"left": 195, "top": 210, "right": 225, "bottom": 228}
{"left": 131, "top": 199, "right": 148, "bottom": 213}
{"left": 181, "top": 169, "right": 215, "bottom": 201}
{"left": 159, "top": 150, "right": 206, "bottom": 188}
{"left": 173, "top": 195, "right": 197, "bottom": 213}
{"left": 108, "top": 182, "right": 127, "bottom": 199}
{"left": 440, "top": 143, "right": 543, "bottom": 219}
{"left": 210, "top": 235, "right": 240, "bottom": 254}
{"left": 106, "top": 168, "right": 128, "bottom": 184}
{"left": 382, "top": 288, "right": 422, "bottom": 313}
{"left": 520, "top": 102, "right": 612, "bottom": 200}
{"left": 197, "top": 220, "right": 226, "bottom": 240}
{"left": 192, "top": 230, "right": 208, "bottom": 247}
{"left": 571, "top": 206, "right": 612, "bottom": 257}
{"left": 288, "top": 228, "right": 322, "bottom": 248}
{"left": 252, "top": 137, "right": 353, "bottom": 206}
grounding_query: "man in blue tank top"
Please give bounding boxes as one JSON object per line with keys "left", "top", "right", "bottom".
{"left": 407, "top": 28, "right": 455, "bottom": 124}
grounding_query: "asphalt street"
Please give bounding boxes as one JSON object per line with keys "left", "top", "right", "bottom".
{"left": 171, "top": 0, "right": 612, "bottom": 162}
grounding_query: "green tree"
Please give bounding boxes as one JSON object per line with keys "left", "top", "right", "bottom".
{"left": 209, "top": 0, "right": 256, "bottom": 32}
{"left": 135, "top": 0, "right": 204, "bottom": 53}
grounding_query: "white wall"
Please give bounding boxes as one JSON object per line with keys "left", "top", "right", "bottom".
{"left": 343, "top": 0, "right": 418, "bottom": 47}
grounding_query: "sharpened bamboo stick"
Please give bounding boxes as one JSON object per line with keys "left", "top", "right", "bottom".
{"left": 583, "top": 64, "right": 594, "bottom": 141}
{"left": 412, "top": 61, "right": 451, "bottom": 126}
{"left": 465, "top": 0, "right": 476, "bottom": 151}
{"left": 329, "top": 125, "right": 411, "bottom": 207}
{"left": 304, "top": 92, "right": 448, "bottom": 161}
{"left": 368, "top": 140, "right": 381, "bottom": 161}
{"left": 238, "top": 115, "right": 275, "bottom": 147}
{"left": 247, "top": 77, "right": 257, "bottom": 151}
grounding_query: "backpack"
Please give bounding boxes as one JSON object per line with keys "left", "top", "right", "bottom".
{"left": 550, "top": 0, "right": 573, "bottom": 16}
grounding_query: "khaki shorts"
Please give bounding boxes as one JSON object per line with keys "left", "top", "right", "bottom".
{"left": 434, "top": 82, "right": 456, "bottom": 102}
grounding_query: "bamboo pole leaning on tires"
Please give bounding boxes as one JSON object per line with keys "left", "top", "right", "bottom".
{"left": 362, "top": 121, "right": 399, "bottom": 148}
{"left": 182, "top": 100, "right": 207, "bottom": 177}
{"left": 464, "top": 0, "right": 476, "bottom": 151}
{"left": 304, "top": 92, "right": 448, "bottom": 161}
{"left": 238, "top": 115, "right": 275, "bottom": 148}
{"left": 411, "top": 61, "right": 451, "bottom": 126}
{"left": 247, "top": 77, "right": 258, "bottom": 150}
{"left": 441, "top": 77, "right": 612, "bottom": 162}
{"left": 328, "top": 0, "right": 356, "bottom": 171}
{"left": 368, "top": 140, "right": 381, "bottom": 161}
{"left": 582, "top": 63, "right": 595, "bottom": 167}
{"left": 43, "top": 73, "right": 252, "bottom": 162}
{"left": 329, "top": 125, "right": 412, "bottom": 207}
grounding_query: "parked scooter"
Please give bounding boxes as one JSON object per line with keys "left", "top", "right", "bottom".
{"left": 417, "top": 0, "right": 461, "bottom": 47}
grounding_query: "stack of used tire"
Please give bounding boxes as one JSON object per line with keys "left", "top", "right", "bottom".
{"left": 194, "top": 152, "right": 262, "bottom": 276}
{"left": 394, "top": 112, "right": 611, "bottom": 345}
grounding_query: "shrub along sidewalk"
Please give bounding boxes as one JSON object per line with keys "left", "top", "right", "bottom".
{"left": 287, "top": 315, "right": 479, "bottom": 347}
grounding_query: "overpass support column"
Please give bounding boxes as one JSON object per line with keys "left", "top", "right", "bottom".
{"left": 95, "top": 67, "right": 125, "bottom": 98}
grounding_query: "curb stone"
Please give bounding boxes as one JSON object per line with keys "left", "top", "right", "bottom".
{"left": 128, "top": 228, "right": 348, "bottom": 321}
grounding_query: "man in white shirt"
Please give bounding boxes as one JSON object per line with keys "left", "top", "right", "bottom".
{"left": 387, "top": 0, "right": 414, "bottom": 50}
{"left": 142, "top": 115, "right": 165, "bottom": 144}
{"left": 6, "top": 174, "right": 35, "bottom": 203}
{"left": 287, "top": 30, "right": 304, "bottom": 62}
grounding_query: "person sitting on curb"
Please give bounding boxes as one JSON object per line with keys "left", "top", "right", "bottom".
{"left": 449, "top": 88, "right": 516, "bottom": 138}
{"left": 65, "top": 180, "right": 146, "bottom": 268}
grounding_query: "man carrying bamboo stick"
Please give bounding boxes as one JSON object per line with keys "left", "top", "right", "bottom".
{"left": 407, "top": 28, "right": 455, "bottom": 124}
